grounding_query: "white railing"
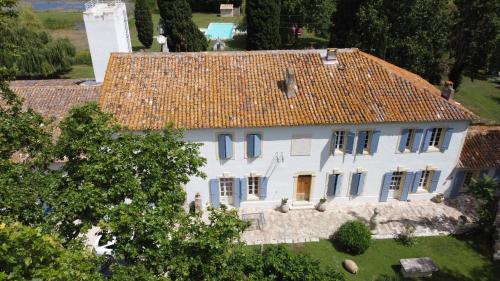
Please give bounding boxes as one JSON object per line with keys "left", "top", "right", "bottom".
{"left": 85, "top": 0, "right": 122, "bottom": 11}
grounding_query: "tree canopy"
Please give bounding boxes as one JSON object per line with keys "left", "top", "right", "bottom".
{"left": 135, "top": 0, "right": 154, "bottom": 49}
{"left": 448, "top": 0, "right": 500, "bottom": 89}
{"left": 0, "top": 8, "right": 75, "bottom": 78}
{"left": 157, "top": 0, "right": 208, "bottom": 52}
{"left": 246, "top": 0, "right": 281, "bottom": 50}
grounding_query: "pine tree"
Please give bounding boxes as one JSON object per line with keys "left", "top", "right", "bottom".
{"left": 135, "top": 0, "right": 154, "bottom": 49}
{"left": 246, "top": 0, "right": 281, "bottom": 50}
{"left": 157, "top": 0, "right": 208, "bottom": 52}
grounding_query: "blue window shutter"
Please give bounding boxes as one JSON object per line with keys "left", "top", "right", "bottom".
{"left": 209, "top": 179, "right": 220, "bottom": 208}
{"left": 429, "top": 170, "right": 441, "bottom": 193}
{"left": 411, "top": 170, "right": 422, "bottom": 193}
{"left": 350, "top": 173, "right": 360, "bottom": 195}
{"left": 421, "top": 129, "right": 432, "bottom": 151}
{"left": 357, "top": 172, "right": 366, "bottom": 195}
{"left": 327, "top": 174, "right": 337, "bottom": 197}
{"left": 260, "top": 177, "right": 268, "bottom": 200}
{"left": 218, "top": 135, "right": 226, "bottom": 159}
{"left": 331, "top": 131, "right": 338, "bottom": 153}
{"left": 247, "top": 134, "right": 255, "bottom": 157}
{"left": 345, "top": 132, "right": 355, "bottom": 154}
{"left": 412, "top": 129, "right": 423, "bottom": 152}
{"left": 380, "top": 173, "right": 392, "bottom": 202}
{"left": 335, "top": 174, "right": 343, "bottom": 197}
{"left": 441, "top": 128, "right": 453, "bottom": 151}
{"left": 240, "top": 177, "right": 248, "bottom": 201}
{"left": 253, "top": 134, "right": 261, "bottom": 157}
{"left": 224, "top": 135, "right": 233, "bottom": 159}
{"left": 399, "top": 129, "right": 409, "bottom": 152}
{"left": 479, "top": 170, "right": 488, "bottom": 179}
{"left": 233, "top": 178, "right": 241, "bottom": 207}
{"left": 494, "top": 168, "right": 500, "bottom": 180}
{"left": 450, "top": 171, "right": 465, "bottom": 198}
{"left": 400, "top": 172, "right": 414, "bottom": 201}
{"left": 370, "top": 131, "right": 381, "bottom": 154}
{"left": 356, "top": 131, "right": 367, "bottom": 154}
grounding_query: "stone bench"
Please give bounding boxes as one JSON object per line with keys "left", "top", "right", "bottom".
{"left": 400, "top": 257, "right": 438, "bottom": 278}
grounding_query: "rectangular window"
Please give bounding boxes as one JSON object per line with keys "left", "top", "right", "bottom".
{"left": 418, "top": 170, "right": 432, "bottom": 190}
{"left": 429, "top": 128, "right": 443, "bottom": 147}
{"left": 220, "top": 178, "right": 233, "bottom": 197}
{"left": 389, "top": 171, "right": 404, "bottom": 191}
{"left": 218, "top": 134, "right": 233, "bottom": 159}
{"left": 362, "top": 131, "right": 370, "bottom": 149}
{"left": 404, "top": 129, "right": 415, "bottom": 150}
{"left": 248, "top": 176, "right": 260, "bottom": 197}
{"left": 333, "top": 130, "right": 345, "bottom": 152}
{"left": 247, "top": 133, "right": 262, "bottom": 158}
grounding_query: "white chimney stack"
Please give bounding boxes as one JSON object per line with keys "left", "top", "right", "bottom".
{"left": 83, "top": 0, "right": 132, "bottom": 83}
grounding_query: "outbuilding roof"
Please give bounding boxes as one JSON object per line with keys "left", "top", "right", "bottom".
{"left": 458, "top": 125, "right": 500, "bottom": 170}
{"left": 100, "top": 49, "right": 472, "bottom": 130}
{"left": 10, "top": 80, "right": 100, "bottom": 123}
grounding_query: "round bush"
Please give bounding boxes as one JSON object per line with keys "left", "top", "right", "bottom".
{"left": 335, "top": 220, "right": 371, "bottom": 254}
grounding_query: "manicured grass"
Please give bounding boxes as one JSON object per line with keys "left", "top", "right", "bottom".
{"left": 192, "top": 12, "right": 242, "bottom": 28}
{"left": 286, "top": 235, "right": 500, "bottom": 281}
{"left": 454, "top": 78, "right": 500, "bottom": 123}
{"left": 64, "top": 64, "right": 94, "bottom": 79}
{"left": 34, "top": 10, "right": 83, "bottom": 30}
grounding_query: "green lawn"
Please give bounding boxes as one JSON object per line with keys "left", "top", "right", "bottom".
{"left": 64, "top": 64, "right": 94, "bottom": 79}
{"left": 454, "top": 78, "right": 500, "bottom": 123}
{"left": 284, "top": 235, "right": 499, "bottom": 281}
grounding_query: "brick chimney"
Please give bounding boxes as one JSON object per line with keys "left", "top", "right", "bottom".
{"left": 441, "top": 81, "right": 455, "bottom": 100}
{"left": 285, "top": 67, "right": 298, "bottom": 97}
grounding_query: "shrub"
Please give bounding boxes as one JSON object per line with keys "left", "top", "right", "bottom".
{"left": 335, "top": 220, "right": 371, "bottom": 254}
{"left": 74, "top": 51, "right": 92, "bottom": 65}
{"left": 395, "top": 225, "right": 417, "bottom": 247}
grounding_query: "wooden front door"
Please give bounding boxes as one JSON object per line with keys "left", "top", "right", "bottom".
{"left": 296, "top": 175, "right": 312, "bottom": 201}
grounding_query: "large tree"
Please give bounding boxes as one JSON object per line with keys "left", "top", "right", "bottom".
{"left": 0, "top": 222, "right": 103, "bottom": 280}
{"left": 329, "top": 0, "right": 367, "bottom": 47}
{"left": 0, "top": 8, "right": 75, "bottom": 78}
{"left": 246, "top": 0, "right": 281, "bottom": 50}
{"left": 135, "top": 0, "right": 154, "bottom": 48}
{"left": 280, "top": 0, "right": 334, "bottom": 46}
{"left": 330, "top": 0, "right": 451, "bottom": 84}
{"left": 157, "top": 0, "right": 208, "bottom": 52}
{"left": 448, "top": 0, "right": 499, "bottom": 89}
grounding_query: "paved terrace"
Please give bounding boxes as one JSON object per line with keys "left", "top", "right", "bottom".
{"left": 240, "top": 196, "right": 478, "bottom": 245}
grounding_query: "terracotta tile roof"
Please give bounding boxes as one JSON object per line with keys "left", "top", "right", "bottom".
{"left": 459, "top": 125, "right": 500, "bottom": 169}
{"left": 10, "top": 80, "right": 100, "bottom": 122}
{"left": 99, "top": 49, "right": 473, "bottom": 130}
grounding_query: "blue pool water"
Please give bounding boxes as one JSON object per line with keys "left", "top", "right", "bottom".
{"left": 205, "top": 23, "right": 235, "bottom": 40}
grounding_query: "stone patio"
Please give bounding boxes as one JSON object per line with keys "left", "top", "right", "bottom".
{"left": 240, "top": 196, "right": 478, "bottom": 245}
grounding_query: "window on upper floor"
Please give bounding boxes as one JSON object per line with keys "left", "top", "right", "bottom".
{"left": 248, "top": 176, "right": 260, "bottom": 198}
{"left": 332, "top": 130, "right": 345, "bottom": 153}
{"left": 404, "top": 129, "right": 415, "bottom": 150}
{"left": 217, "top": 133, "right": 233, "bottom": 160}
{"left": 428, "top": 128, "right": 443, "bottom": 148}
{"left": 356, "top": 130, "right": 379, "bottom": 155}
{"left": 247, "top": 133, "right": 262, "bottom": 158}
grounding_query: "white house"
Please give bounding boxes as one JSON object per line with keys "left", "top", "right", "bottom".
{"left": 94, "top": 48, "right": 477, "bottom": 210}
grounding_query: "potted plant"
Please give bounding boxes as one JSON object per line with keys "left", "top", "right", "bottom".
{"left": 280, "top": 198, "right": 290, "bottom": 213}
{"left": 317, "top": 197, "right": 327, "bottom": 212}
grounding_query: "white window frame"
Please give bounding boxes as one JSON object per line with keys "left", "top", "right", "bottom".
{"left": 332, "top": 130, "right": 346, "bottom": 154}
{"left": 417, "top": 170, "right": 432, "bottom": 192}
{"left": 359, "top": 130, "right": 372, "bottom": 154}
{"left": 219, "top": 177, "right": 234, "bottom": 205}
{"left": 428, "top": 128, "right": 444, "bottom": 149}
{"left": 389, "top": 171, "right": 404, "bottom": 191}
{"left": 247, "top": 176, "right": 261, "bottom": 200}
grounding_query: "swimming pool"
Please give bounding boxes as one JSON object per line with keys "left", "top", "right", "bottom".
{"left": 205, "top": 23, "right": 235, "bottom": 40}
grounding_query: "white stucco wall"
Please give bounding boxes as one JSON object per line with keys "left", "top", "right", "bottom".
{"left": 182, "top": 121, "right": 470, "bottom": 210}
{"left": 83, "top": 2, "right": 132, "bottom": 82}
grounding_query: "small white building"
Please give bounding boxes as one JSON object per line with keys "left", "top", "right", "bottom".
{"left": 83, "top": 0, "right": 132, "bottom": 83}
{"left": 97, "top": 49, "right": 482, "bottom": 211}
{"left": 220, "top": 4, "right": 235, "bottom": 17}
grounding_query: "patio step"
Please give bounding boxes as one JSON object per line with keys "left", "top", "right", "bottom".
{"left": 290, "top": 201, "right": 315, "bottom": 210}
